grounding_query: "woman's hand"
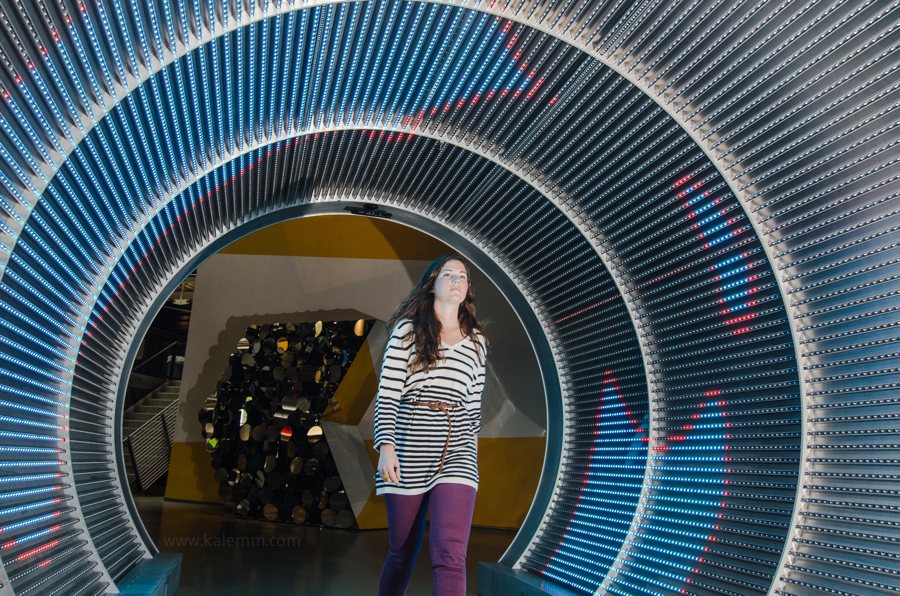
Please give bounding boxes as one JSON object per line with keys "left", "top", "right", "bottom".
{"left": 378, "top": 444, "right": 401, "bottom": 484}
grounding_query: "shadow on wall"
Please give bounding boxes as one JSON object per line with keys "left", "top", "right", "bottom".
{"left": 477, "top": 317, "right": 546, "bottom": 436}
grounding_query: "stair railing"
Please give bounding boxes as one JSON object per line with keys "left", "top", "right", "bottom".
{"left": 124, "top": 399, "right": 179, "bottom": 492}
{"left": 132, "top": 341, "right": 181, "bottom": 380}
{"left": 125, "top": 342, "right": 182, "bottom": 410}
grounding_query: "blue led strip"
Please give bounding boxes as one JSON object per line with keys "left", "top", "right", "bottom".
{"left": 385, "top": 3, "right": 426, "bottom": 128}
{"left": 28, "top": 210, "right": 100, "bottom": 283}
{"left": 275, "top": 11, "right": 296, "bottom": 135}
{"left": 0, "top": 111, "right": 47, "bottom": 181}
{"left": 363, "top": 1, "right": 402, "bottom": 127}
{"left": 121, "top": 96, "right": 164, "bottom": 209}
{"left": 297, "top": 7, "right": 318, "bottom": 131}
{"left": 413, "top": 6, "right": 463, "bottom": 120}
{"left": 0, "top": 428, "right": 60, "bottom": 443}
{"left": 0, "top": 84, "right": 56, "bottom": 167}
{"left": 222, "top": 29, "right": 235, "bottom": 154}
{"left": 0, "top": 133, "right": 41, "bottom": 198}
{"left": 250, "top": 16, "right": 263, "bottom": 141}
{"left": 18, "top": 226, "right": 95, "bottom": 301}
{"left": 0, "top": 498, "right": 65, "bottom": 521}
{"left": 95, "top": 0, "right": 128, "bottom": 84}
{"left": 23, "top": 18, "right": 84, "bottom": 139}
{"left": 77, "top": 1, "right": 116, "bottom": 100}
{"left": 1, "top": 276, "right": 83, "bottom": 343}
{"left": 431, "top": 10, "right": 482, "bottom": 115}
{"left": 0, "top": 49, "right": 66, "bottom": 154}
{"left": 234, "top": 22, "right": 246, "bottom": 152}
{"left": 340, "top": 4, "right": 368, "bottom": 128}
{"left": 91, "top": 123, "right": 143, "bottom": 237}
{"left": 0, "top": 331, "right": 72, "bottom": 373}
{"left": 65, "top": 144, "right": 127, "bottom": 253}
{"left": 46, "top": 176, "right": 112, "bottom": 265}
{"left": 156, "top": 0, "right": 176, "bottom": 58}
{"left": 44, "top": 6, "right": 97, "bottom": 122}
{"left": 523, "top": 372, "right": 648, "bottom": 593}
{"left": 0, "top": 508, "right": 71, "bottom": 535}
{"left": 172, "top": 44, "right": 206, "bottom": 179}
{"left": 324, "top": 4, "right": 349, "bottom": 128}
{"left": 161, "top": 67, "right": 194, "bottom": 183}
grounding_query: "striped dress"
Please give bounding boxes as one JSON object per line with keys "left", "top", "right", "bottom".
{"left": 374, "top": 320, "right": 486, "bottom": 495}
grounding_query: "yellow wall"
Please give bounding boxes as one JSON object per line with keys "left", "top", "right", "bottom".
{"left": 164, "top": 442, "right": 220, "bottom": 503}
{"left": 322, "top": 338, "right": 379, "bottom": 425}
{"left": 220, "top": 214, "right": 449, "bottom": 259}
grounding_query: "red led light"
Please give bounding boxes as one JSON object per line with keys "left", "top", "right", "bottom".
{"left": 672, "top": 175, "right": 692, "bottom": 188}
{"left": 13, "top": 539, "right": 59, "bottom": 562}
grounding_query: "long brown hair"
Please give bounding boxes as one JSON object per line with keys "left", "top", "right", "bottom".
{"left": 388, "top": 255, "right": 487, "bottom": 373}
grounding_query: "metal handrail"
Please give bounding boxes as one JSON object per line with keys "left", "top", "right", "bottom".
{"left": 131, "top": 341, "right": 181, "bottom": 378}
{"left": 123, "top": 399, "right": 179, "bottom": 492}
{"left": 129, "top": 398, "right": 178, "bottom": 440}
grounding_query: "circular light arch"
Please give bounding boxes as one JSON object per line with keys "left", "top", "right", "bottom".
{"left": 0, "top": 1, "right": 895, "bottom": 594}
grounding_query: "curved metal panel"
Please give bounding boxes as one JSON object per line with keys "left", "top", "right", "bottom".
{"left": 0, "top": 1, "right": 893, "bottom": 594}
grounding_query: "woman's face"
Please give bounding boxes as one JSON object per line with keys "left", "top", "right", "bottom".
{"left": 432, "top": 259, "right": 469, "bottom": 307}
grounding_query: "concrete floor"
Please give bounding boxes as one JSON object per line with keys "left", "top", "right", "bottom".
{"left": 135, "top": 496, "right": 516, "bottom": 595}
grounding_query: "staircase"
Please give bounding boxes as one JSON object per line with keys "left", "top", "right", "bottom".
{"left": 123, "top": 380, "right": 181, "bottom": 491}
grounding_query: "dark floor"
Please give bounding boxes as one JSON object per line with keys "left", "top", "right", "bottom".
{"left": 135, "top": 496, "right": 515, "bottom": 595}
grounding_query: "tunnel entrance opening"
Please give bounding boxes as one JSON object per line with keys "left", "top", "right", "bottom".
{"left": 117, "top": 213, "right": 550, "bottom": 592}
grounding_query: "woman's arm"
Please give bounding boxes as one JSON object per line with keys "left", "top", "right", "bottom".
{"left": 465, "top": 336, "right": 487, "bottom": 436}
{"left": 373, "top": 322, "right": 412, "bottom": 482}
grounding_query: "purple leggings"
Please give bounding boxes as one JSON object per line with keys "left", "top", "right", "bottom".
{"left": 379, "top": 483, "right": 477, "bottom": 596}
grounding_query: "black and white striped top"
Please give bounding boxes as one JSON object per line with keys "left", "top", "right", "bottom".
{"left": 374, "top": 320, "right": 486, "bottom": 495}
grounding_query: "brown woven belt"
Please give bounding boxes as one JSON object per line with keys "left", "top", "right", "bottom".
{"left": 409, "top": 400, "right": 455, "bottom": 473}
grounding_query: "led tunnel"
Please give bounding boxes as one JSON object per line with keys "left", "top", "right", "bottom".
{"left": 0, "top": 1, "right": 896, "bottom": 595}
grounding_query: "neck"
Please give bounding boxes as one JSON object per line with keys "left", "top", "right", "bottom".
{"left": 433, "top": 300, "right": 459, "bottom": 329}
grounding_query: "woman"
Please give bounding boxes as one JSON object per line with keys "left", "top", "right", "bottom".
{"left": 374, "top": 255, "right": 488, "bottom": 596}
